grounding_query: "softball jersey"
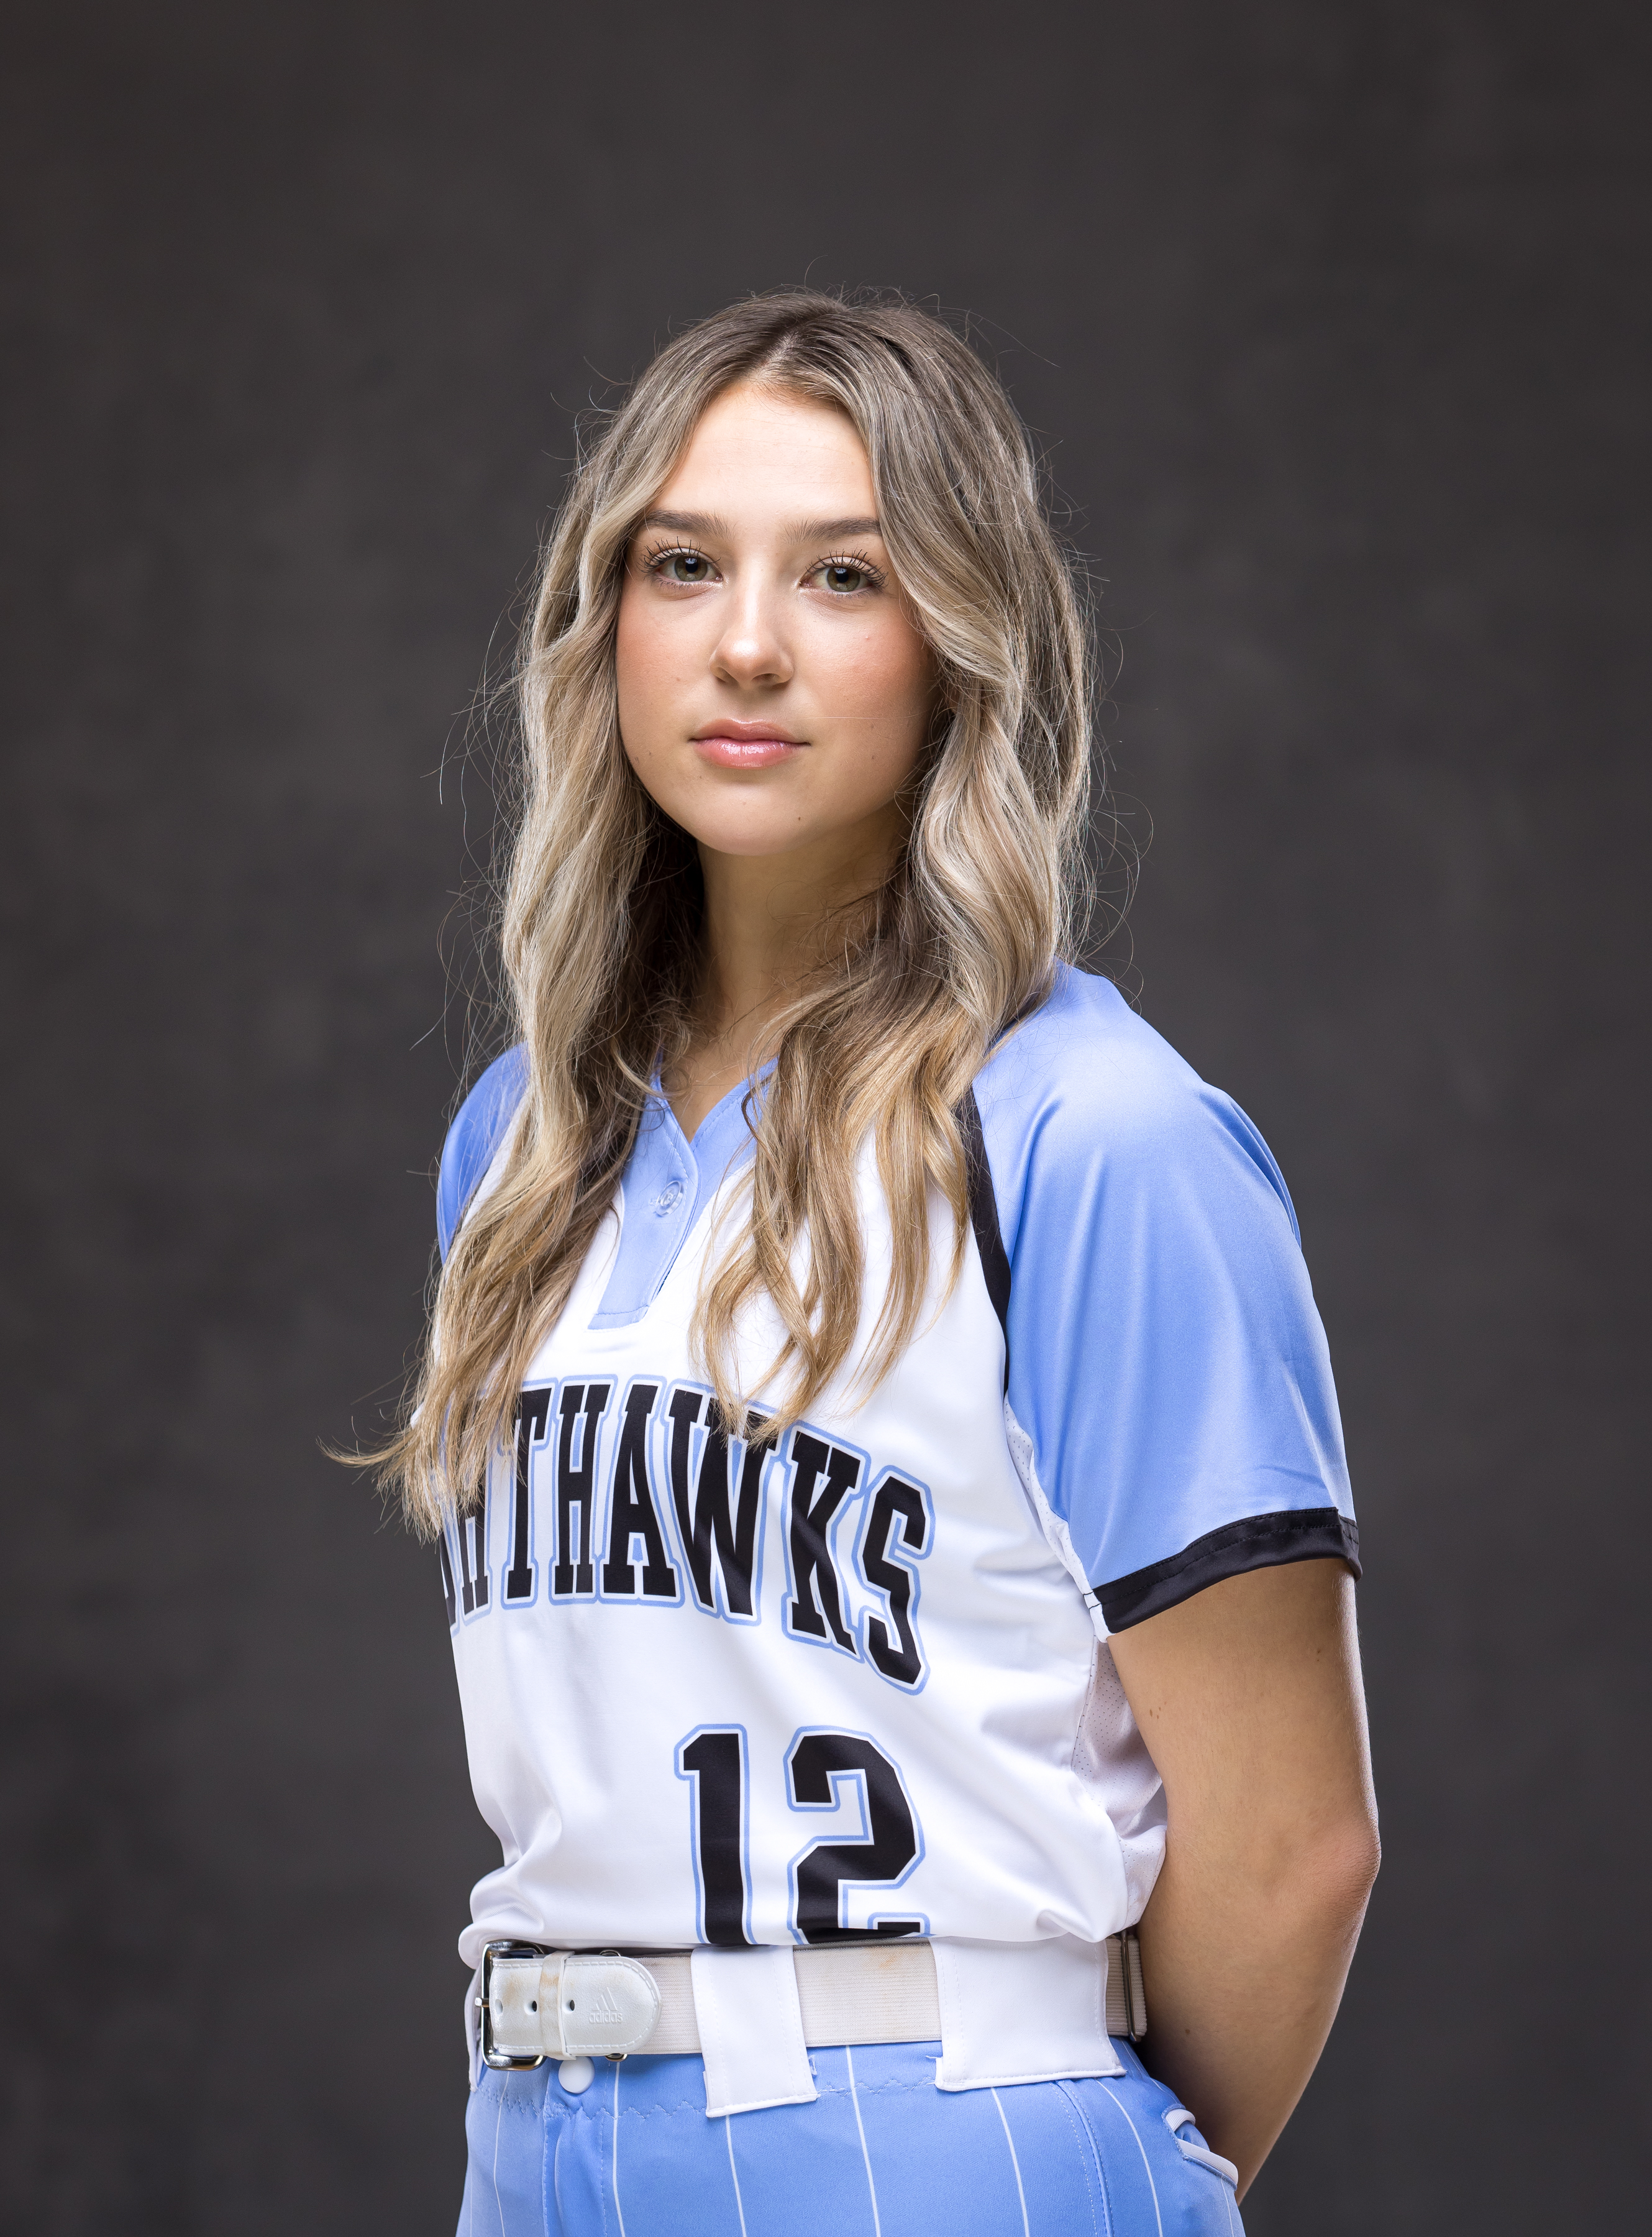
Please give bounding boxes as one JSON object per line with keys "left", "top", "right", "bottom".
{"left": 436, "top": 966, "right": 1356, "bottom": 1987}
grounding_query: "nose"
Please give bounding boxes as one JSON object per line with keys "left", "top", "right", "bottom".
{"left": 710, "top": 580, "right": 793, "bottom": 691}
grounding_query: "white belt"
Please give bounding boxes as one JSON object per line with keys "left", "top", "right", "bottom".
{"left": 478, "top": 1933, "right": 1146, "bottom": 2116}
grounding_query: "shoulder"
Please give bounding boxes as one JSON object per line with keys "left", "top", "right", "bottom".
{"left": 970, "top": 968, "right": 1354, "bottom": 1625}
{"left": 972, "top": 964, "right": 1300, "bottom": 1255}
{"left": 436, "top": 1045, "right": 529, "bottom": 1260}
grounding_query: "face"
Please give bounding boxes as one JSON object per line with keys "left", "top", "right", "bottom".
{"left": 614, "top": 384, "right": 935, "bottom": 876}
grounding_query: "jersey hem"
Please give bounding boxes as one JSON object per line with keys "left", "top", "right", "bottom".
{"left": 1097, "top": 1507, "right": 1361, "bottom": 1631}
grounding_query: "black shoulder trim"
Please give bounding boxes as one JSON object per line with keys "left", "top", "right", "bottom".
{"left": 959, "top": 1086, "right": 1011, "bottom": 1385}
{"left": 1098, "top": 1507, "right": 1361, "bottom": 1632}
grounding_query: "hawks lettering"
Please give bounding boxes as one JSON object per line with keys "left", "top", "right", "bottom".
{"left": 667, "top": 1388, "right": 774, "bottom": 1620}
{"left": 553, "top": 1381, "right": 609, "bottom": 1597}
{"left": 442, "top": 1373, "right": 929, "bottom": 1682}
{"left": 506, "top": 1386, "right": 554, "bottom": 1603}
{"left": 859, "top": 1474, "right": 931, "bottom": 1688}
{"left": 785, "top": 1430, "right": 862, "bottom": 1653}
{"left": 600, "top": 1380, "right": 678, "bottom": 1598}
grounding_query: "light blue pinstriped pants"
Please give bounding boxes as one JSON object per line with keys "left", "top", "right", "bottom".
{"left": 457, "top": 2039, "right": 1244, "bottom": 2237}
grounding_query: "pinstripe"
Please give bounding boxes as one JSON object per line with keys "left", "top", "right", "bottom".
{"left": 842, "top": 2046, "right": 883, "bottom": 2237}
{"left": 490, "top": 2088, "right": 508, "bottom": 2237}
{"left": 1096, "top": 2085, "right": 1164, "bottom": 2237}
{"left": 1052, "top": 2082, "right": 1110, "bottom": 2237}
{"left": 458, "top": 2048, "right": 1244, "bottom": 2236}
{"left": 988, "top": 2089, "right": 1031, "bottom": 2237}
{"left": 724, "top": 2115, "right": 749, "bottom": 2237}
{"left": 610, "top": 2062, "right": 628, "bottom": 2237}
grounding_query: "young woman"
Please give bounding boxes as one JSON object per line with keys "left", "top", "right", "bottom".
{"left": 379, "top": 291, "right": 1379, "bottom": 2237}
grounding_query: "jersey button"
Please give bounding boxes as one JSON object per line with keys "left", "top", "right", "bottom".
{"left": 654, "top": 1181, "right": 684, "bottom": 1216}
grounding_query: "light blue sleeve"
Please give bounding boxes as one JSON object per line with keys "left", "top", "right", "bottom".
{"left": 436, "top": 1046, "right": 529, "bottom": 1260}
{"left": 974, "top": 970, "right": 1358, "bottom": 1632}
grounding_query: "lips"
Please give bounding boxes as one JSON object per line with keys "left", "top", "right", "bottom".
{"left": 690, "top": 720, "right": 806, "bottom": 770}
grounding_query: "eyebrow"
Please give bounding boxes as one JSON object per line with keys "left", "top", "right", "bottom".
{"left": 639, "top": 510, "right": 733, "bottom": 537}
{"left": 637, "top": 510, "right": 883, "bottom": 542}
{"left": 793, "top": 516, "right": 882, "bottom": 541}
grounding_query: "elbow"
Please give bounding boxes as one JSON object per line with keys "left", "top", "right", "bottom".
{"left": 1333, "top": 1814, "right": 1381, "bottom": 1903}
{"left": 1220, "top": 1799, "right": 1380, "bottom": 1929}
{"left": 1296, "top": 1807, "right": 1381, "bottom": 1933}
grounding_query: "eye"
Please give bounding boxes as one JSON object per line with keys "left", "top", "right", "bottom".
{"left": 646, "top": 545, "right": 718, "bottom": 585}
{"left": 811, "top": 556, "right": 883, "bottom": 596}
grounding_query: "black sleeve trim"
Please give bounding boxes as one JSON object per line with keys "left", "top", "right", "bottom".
{"left": 1098, "top": 1508, "right": 1361, "bottom": 1632}
{"left": 959, "top": 1087, "right": 1011, "bottom": 1386}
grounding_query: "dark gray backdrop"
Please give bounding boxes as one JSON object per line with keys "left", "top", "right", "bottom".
{"left": 4, "top": 2, "right": 1645, "bottom": 2231}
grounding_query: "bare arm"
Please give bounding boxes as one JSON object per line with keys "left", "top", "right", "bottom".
{"left": 1108, "top": 1560, "right": 1379, "bottom": 2198}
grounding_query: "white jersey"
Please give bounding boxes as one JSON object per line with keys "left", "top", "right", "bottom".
{"left": 435, "top": 967, "right": 1357, "bottom": 1970}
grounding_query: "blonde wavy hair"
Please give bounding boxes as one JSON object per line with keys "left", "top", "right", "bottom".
{"left": 381, "top": 290, "right": 1096, "bottom": 1533}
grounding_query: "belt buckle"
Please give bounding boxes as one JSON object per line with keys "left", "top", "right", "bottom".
{"left": 478, "top": 1940, "right": 549, "bottom": 2070}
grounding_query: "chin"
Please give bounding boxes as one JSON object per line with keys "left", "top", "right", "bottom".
{"left": 692, "top": 821, "right": 817, "bottom": 861}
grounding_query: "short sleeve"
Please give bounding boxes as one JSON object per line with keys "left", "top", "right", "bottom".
{"left": 436, "top": 1046, "right": 528, "bottom": 1260}
{"left": 974, "top": 971, "right": 1357, "bottom": 1634}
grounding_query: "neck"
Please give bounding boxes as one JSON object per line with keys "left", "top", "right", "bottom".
{"left": 664, "top": 808, "right": 905, "bottom": 1138}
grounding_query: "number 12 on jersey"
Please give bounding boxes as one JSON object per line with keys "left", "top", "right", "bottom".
{"left": 675, "top": 1727, "right": 926, "bottom": 1947}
